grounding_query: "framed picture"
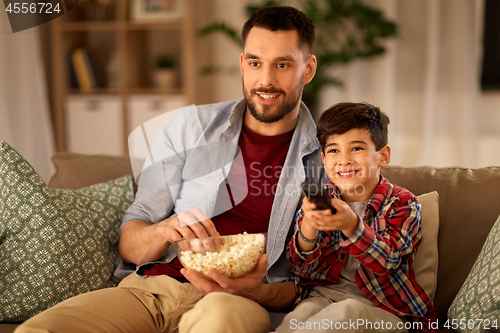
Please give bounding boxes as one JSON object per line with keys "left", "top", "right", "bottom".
{"left": 131, "top": 0, "right": 183, "bottom": 22}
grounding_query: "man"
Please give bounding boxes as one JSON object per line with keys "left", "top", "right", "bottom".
{"left": 17, "top": 6, "right": 325, "bottom": 333}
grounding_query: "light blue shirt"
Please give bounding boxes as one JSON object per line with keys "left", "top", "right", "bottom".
{"left": 115, "top": 99, "right": 327, "bottom": 284}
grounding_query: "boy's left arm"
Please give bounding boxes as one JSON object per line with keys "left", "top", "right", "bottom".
{"left": 341, "top": 195, "right": 422, "bottom": 276}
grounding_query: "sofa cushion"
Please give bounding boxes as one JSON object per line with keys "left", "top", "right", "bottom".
{"left": 447, "top": 215, "right": 500, "bottom": 332}
{"left": 382, "top": 166, "right": 500, "bottom": 321}
{"left": 48, "top": 152, "right": 135, "bottom": 191}
{"left": 413, "top": 191, "right": 439, "bottom": 302}
{"left": 0, "top": 142, "right": 134, "bottom": 322}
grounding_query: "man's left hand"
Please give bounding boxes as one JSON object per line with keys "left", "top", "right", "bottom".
{"left": 180, "top": 253, "right": 268, "bottom": 302}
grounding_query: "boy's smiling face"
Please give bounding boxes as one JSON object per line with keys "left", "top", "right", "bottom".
{"left": 321, "top": 128, "right": 391, "bottom": 202}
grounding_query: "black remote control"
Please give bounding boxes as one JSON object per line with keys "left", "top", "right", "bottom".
{"left": 301, "top": 182, "right": 336, "bottom": 214}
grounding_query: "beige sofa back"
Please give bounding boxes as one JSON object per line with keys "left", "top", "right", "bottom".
{"left": 48, "top": 153, "right": 135, "bottom": 191}
{"left": 47, "top": 153, "right": 500, "bottom": 322}
{"left": 382, "top": 166, "right": 500, "bottom": 321}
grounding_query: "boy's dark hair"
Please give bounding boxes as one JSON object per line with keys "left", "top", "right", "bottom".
{"left": 317, "top": 102, "right": 390, "bottom": 151}
{"left": 241, "top": 6, "right": 315, "bottom": 54}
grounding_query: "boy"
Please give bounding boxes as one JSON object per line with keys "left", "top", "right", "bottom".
{"left": 276, "top": 103, "right": 436, "bottom": 333}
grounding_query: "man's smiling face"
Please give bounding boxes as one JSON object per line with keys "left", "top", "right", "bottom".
{"left": 240, "top": 27, "right": 312, "bottom": 124}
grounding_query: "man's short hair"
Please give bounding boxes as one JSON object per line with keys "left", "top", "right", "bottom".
{"left": 317, "top": 102, "right": 390, "bottom": 152}
{"left": 241, "top": 6, "right": 315, "bottom": 54}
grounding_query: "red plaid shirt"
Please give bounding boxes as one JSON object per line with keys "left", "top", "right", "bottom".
{"left": 288, "top": 176, "right": 436, "bottom": 332}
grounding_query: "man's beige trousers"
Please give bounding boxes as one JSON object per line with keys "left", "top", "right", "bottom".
{"left": 16, "top": 274, "right": 272, "bottom": 333}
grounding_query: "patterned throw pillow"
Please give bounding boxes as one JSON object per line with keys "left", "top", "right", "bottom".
{"left": 448, "top": 215, "right": 500, "bottom": 332}
{"left": 0, "top": 141, "right": 134, "bottom": 322}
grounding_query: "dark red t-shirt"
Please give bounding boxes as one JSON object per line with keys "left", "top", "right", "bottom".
{"left": 139, "top": 124, "right": 294, "bottom": 279}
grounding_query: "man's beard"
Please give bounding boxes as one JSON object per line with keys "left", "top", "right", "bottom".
{"left": 243, "top": 79, "right": 303, "bottom": 124}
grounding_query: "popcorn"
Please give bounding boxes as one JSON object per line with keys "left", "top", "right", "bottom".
{"left": 179, "top": 233, "right": 266, "bottom": 278}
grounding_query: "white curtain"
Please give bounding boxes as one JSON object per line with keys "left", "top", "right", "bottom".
{"left": 319, "top": 0, "right": 484, "bottom": 168}
{"left": 0, "top": 10, "right": 55, "bottom": 182}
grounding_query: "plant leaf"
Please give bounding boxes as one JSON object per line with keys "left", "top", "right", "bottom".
{"left": 198, "top": 23, "right": 243, "bottom": 47}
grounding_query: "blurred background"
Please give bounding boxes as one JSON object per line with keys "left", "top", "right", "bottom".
{"left": 1, "top": 0, "right": 499, "bottom": 182}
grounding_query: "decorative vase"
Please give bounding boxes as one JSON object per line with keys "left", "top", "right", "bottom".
{"left": 153, "top": 69, "right": 177, "bottom": 89}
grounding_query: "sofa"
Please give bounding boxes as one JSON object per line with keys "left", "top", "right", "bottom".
{"left": 1, "top": 149, "right": 500, "bottom": 332}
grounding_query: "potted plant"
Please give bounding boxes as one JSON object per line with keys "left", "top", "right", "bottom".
{"left": 153, "top": 54, "right": 177, "bottom": 90}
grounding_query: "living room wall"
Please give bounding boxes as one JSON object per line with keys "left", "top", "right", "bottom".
{"left": 195, "top": 0, "right": 500, "bottom": 168}
{"left": 7, "top": 0, "right": 499, "bottom": 181}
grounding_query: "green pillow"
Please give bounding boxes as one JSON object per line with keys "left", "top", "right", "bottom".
{"left": 0, "top": 141, "right": 134, "bottom": 322}
{"left": 448, "top": 215, "right": 500, "bottom": 332}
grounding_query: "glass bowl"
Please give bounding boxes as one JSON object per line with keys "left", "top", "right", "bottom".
{"left": 173, "top": 233, "right": 266, "bottom": 279}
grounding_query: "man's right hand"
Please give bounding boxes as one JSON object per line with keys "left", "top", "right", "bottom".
{"left": 160, "top": 208, "right": 220, "bottom": 243}
{"left": 119, "top": 208, "right": 219, "bottom": 265}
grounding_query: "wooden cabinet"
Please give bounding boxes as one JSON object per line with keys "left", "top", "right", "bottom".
{"left": 127, "top": 93, "right": 185, "bottom": 158}
{"left": 65, "top": 95, "right": 124, "bottom": 155}
{"left": 50, "top": 0, "right": 194, "bottom": 155}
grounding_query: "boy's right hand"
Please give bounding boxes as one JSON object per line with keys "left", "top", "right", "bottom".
{"left": 297, "top": 197, "right": 321, "bottom": 252}
{"left": 301, "top": 197, "right": 320, "bottom": 233}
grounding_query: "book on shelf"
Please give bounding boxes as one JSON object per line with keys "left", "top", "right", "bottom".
{"left": 81, "top": 49, "right": 97, "bottom": 89}
{"left": 70, "top": 48, "right": 97, "bottom": 93}
{"left": 68, "top": 52, "right": 79, "bottom": 89}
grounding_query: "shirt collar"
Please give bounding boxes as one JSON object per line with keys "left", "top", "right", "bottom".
{"left": 228, "top": 99, "right": 246, "bottom": 127}
{"left": 295, "top": 101, "right": 321, "bottom": 152}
